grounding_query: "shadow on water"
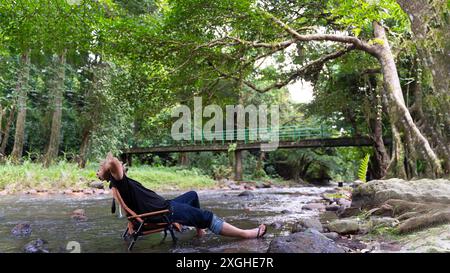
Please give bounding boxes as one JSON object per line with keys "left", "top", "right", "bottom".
{"left": 0, "top": 187, "right": 332, "bottom": 253}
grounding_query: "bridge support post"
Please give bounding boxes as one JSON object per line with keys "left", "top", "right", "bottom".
{"left": 256, "top": 151, "right": 265, "bottom": 174}
{"left": 180, "top": 152, "right": 189, "bottom": 166}
{"left": 234, "top": 150, "right": 243, "bottom": 181}
{"left": 121, "top": 153, "right": 132, "bottom": 167}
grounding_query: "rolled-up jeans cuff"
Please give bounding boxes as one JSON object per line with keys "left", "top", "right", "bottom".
{"left": 209, "top": 214, "right": 224, "bottom": 234}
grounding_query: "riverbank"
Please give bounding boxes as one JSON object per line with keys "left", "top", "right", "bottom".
{"left": 0, "top": 161, "right": 293, "bottom": 195}
{"left": 0, "top": 162, "right": 216, "bottom": 194}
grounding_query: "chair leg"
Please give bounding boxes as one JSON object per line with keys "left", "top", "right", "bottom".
{"left": 128, "top": 237, "right": 137, "bottom": 251}
{"left": 122, "top": 227, "right": 129, "bottom": 239}
{"left": 128, "top": 222, "right": 144, "bottom": 252}
{"left": 162, "top": 229, "right": 168, "bottom": 241}
{"left": 169, "top": 224, "right": 178, "bottom": 244}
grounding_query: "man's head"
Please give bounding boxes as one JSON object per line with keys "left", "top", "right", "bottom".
{"left": 96, "top": 159, "right": 111, "bottom": 181}
{"left": 96, "top": 152, "right": 127, "bottom": 181}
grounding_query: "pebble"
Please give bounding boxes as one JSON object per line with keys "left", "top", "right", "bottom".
{"left": 24, "top": 239, "right": 49, "bottom": 253}
{"left": 71, "top": 209, "right": 88, "bottom": 221}
{"left": 11, "top": 223, "right": 32, "bottom": 237}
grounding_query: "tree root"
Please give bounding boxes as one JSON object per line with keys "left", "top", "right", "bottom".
{"left": 397, "top": 210, "right": 450, "bottom": 234}
{"left": 377, "top": 199, "right": 450, "bottom": 234}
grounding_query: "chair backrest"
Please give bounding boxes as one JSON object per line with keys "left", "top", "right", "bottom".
{"left": 111, "top": 186, "right": 171, "bottom": 225}
{"left": 111, "top": 187, "right": 138, "bottom": 218}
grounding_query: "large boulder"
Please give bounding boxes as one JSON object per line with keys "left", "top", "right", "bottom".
{"left": 351, "top": 178, "right": 450, "bottom": 209}
{"left": 267, "top": 230, "right": 345, "bottom": 253}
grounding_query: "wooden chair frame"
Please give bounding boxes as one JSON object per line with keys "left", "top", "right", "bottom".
{"left": 111, "top": 187, "right": 181, "bottom": 251}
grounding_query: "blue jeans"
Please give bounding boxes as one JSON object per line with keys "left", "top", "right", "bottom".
{"left": 168, "top": 191, "right": 224, "bottom": 234}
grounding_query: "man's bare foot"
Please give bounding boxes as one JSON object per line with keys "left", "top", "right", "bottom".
{"left": 196, "top": 228, "right": 206, "bottom": 238}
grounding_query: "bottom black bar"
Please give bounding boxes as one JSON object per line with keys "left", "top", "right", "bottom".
{"left": 0, "top": 253, "right": 446, "bottom": 272}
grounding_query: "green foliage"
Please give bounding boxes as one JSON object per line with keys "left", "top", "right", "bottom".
{"left": 358, "top": 153, "right": 370, "bottom": 182}
{"left": 127, "top": 165, "right": 214, "bottom": 190}
{"left": 0, "top": 0, "right": 439, "bottom": 181}
{"left": 212, "top": 164, "right": 233, "bottom": 180}
{"left": 328, "top": 0, "right": 410, "bottom": 35}
{"left": 188, "top": 152, "right": 230, "bottom": 177}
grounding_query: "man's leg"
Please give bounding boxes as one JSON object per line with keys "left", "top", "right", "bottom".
{"left": 171, "top": 191, "right": 200, "bottom": 208}
{"left": 170, "top": 202, "right": 266, "bottom": 239}
{"left": 171, "top": 191, "right": 204, "bottom": 236}
{"left": 219, "top": 222, "right": 267, "bottom": 239}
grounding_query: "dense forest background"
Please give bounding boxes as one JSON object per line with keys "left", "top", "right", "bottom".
{"left": 0, "top": 0, "right": 448, "bottom": 183}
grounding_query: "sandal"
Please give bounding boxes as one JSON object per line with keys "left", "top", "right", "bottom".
{"left": 256, "top": 224, "right": 267, "bottom": 239}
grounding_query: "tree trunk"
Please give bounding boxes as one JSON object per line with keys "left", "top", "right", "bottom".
{"left": 44, "top": 50, "right": 66, "bottom": 167}
{"left": 368, "top": 76, "right": 389, "bottom": 179}
{"left": 403, "top": 128, "right": 419, "bottom": 178}
{"left": 385, "top": 123, "right": 407, "bottom": 179}
{"left": 396, "top": 0, "right": 450, "bottom": 132}
{"left": 10, "top": 51, "right": 31, "bottom": 162}
{"left": 0, "top": 105, "right": 3, "bottom": 146}
{"left": 373, "top": 22, "right": 442, "bottom": 177}
{"left": 0, "top": 106, "right": 15, "bottom": 156}
{"left": 397, "top": 0, "right": 450, "bottom": 176}
{"left": 409, "top": 76, "right": 450, "bottom": 176}
{"left": 77, "top": 126, "right": 91, "bottom": 168}
{"left": 369, "top": 115, "right": 389, "bottom": 179}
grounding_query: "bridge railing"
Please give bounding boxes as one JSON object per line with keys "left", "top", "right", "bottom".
{"left": 132, "top": 125, "right": 348, "bottom": 148}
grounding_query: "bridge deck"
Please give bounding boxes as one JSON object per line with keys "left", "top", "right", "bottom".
{"left": 122, "top": 136, "right": 391, "bottom": 154}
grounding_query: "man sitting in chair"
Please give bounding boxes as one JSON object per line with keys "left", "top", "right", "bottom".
{"left": 97, "top": 153, "right": 267, "bottom": 239}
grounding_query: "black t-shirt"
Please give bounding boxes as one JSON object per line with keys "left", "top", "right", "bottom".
{"left": 109, "top": 175, "right": 169, "bottom": 214}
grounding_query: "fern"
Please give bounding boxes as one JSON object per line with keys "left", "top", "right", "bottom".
{"left": 358, "top": 154, "right": 370, "bottom": 182}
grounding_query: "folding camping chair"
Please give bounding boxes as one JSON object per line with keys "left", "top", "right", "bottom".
{"left": 111, "top": 187, "right": 182, "bottom": 251}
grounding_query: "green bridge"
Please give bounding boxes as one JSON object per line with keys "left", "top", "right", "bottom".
{"left": 121, "top": 125, "right": 391, "bottom": 180}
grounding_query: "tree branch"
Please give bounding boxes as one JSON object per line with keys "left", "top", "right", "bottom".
{"left": 266, "top": 12, "right": 378, "bottom": 55}
{"left": 209, "top": 45, "right": 355, "bottom": 93}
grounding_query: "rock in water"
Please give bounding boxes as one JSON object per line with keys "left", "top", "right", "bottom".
{"left": 24, "top": 239, "right": 49, "bottom": 253}
{"left": 327, "top": 219, "right": 360, "bottom": 234}
{"left": 271, "top": 221, "right": 284, "bottom": 229}
{"left": 71, "top": 209, "right": 88, "bottom": 221}
{"left": 267, "top": 230, "right": 345, "bottom": 253}
{"left": 337, "top": 207, "right": 361, "bottom": 218}
{"left": 238, "top": 190, "right": 255, "bottom": 198}
{"left": 370, "top": 216, "right": 399, "bottom": 228}
{"left": 352, "top": 178, "right": 450, "bottom": 208}
{"left": 325, "top": 204, "right": 340, "bottom": 211}
{"left": 89, "top": 181, "right": 104, "bottom": 189}
{"left": 292, "top": 218, "right": 323, "bottom": 233}
{"left": 11, "top": 223, "right": 32, "bottom": 237}
{"left": 302, "top": 203, "right": 326, "bottom": 211}
{"left": 323, "top": 232, "right": 340, "bottom": 240}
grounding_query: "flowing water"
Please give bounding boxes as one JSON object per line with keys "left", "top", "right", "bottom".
{"left": 0, "top": 187, "right": 333, "bottom": 253}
